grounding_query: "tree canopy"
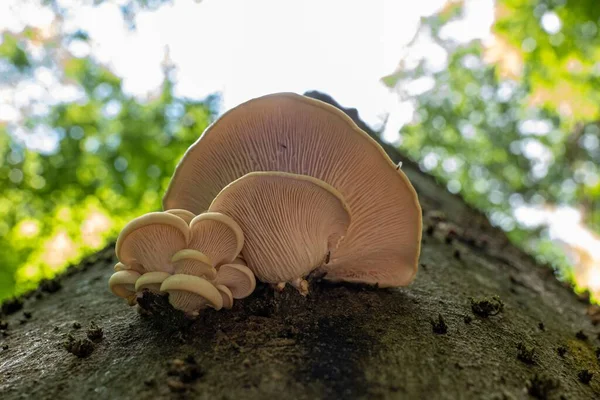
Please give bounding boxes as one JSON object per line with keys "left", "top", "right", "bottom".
{"left": 384, "top": 0, "right": 600, "bottom": 296}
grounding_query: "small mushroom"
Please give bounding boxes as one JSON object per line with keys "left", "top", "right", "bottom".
{"left": 171, "top": 249, "right": 217, "bottom": 280}
{"left": 216, "top": 285, "right": 233, "bottom": 309}
{"left": 113, "top": 261, "right": 144, "bottom": 273}
{"left": 160, "top": 274, "right": 223, "bottom": 315}
{"left": 163, "top": 92, "right": 422, "bottom": 288}
{"left": 165, "top": 209, "right": 196, "bottom": 224}
{"left": 116, "top": 212, "right": 189, "bottom": 273}
{"left": 135, "top": 271, "right": 171, "bottom": 293}
{"left": 215, "top": 263, "right": 256, "bottom": 299}
{"left": 188, "top": 212, "right": 244, "bottom": 267}
{"left": 113, "top": 262, "right": 127, "bottom": 272}
{"left": 108, "top": 270, "right": 141, "bottom": 305}
{"left": 209, "top": 171, "right": 351, "bottom": 290}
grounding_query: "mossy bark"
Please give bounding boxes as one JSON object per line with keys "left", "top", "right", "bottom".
{"left": 1, "top": 92, "right": 599, "bottom": 400}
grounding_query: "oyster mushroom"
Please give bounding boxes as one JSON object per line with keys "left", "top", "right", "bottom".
{"left": 115, "top": 212, "right": 189, "bottom": 273}
{"left": 215, "top": 262, "right": 256, "bottom": 299}
{"left": 209, "top": 171, "right": 350, "bottom": 292}
{"left": 171, "top": 249, "right": 217, "bottom": 280}
{"left": 110, "top": 209, "right": 252, "bottom": 314}
{"left": 216, "top": 284, "right": 234, "bottom": 309}
{"left": 163, "top": 92, "right": 422, "bottom": 288}
{"left": 109, "top": 270, "right": 141, "bottom": 305}
{"left": 160, "top": 274, "right": 223, "bottom": 315}
{"left": 188, "top": 212, "right": 244, "bottom": 267}
{"left": 135, "top": 271, "right": 171, "bottom": 293}
{"left": 165, "top": 208, "right": 196, "bottom": 224}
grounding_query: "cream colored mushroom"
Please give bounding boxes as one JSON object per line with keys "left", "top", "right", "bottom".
{"left": 216, "top": 285, "right": 233, "bottom": 309}
{"left": 163, "top": 92, "right": 421, "bottom": 287}
{"left": 135, "top": 271, "right": 171, "bottom": 293}
{"left": 215, "top": 263, "right": 256, "bottom": 299}
{"left": 108, "top": 270, "right": 141, "bottom": 305}
{"left": 209, "top": 171, "right": 350, "bottom": 291}
{"left": 165, "top": 209, "right": 196, "bottom": 224}
{"left": 116, "top": 212, "right": 189, "bottom": 273}
{"left": 113, "top": 261, "right": 144, "bottom": 273}
{"left": 160, "top": 274, "right": 223, "bottom": 315}
{"left": 188, "top": 212, "right": 244, "bottom": 267}
{"left": 171, "top": 249, "right": 217, "bottom": 280}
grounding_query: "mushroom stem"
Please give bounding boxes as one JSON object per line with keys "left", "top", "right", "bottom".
{"left": 290, "top": 278, "right": 309, "bottom": 296}
{"left": 273, "top": 282, "right": 286, "bottom": 292}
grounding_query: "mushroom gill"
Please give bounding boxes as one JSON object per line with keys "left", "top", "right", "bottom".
{"left": 115, "top": 212, "right": 189, "bottom": 273}
{"left": 163, "top": 92, "right": 422, "bottom": 288}
{"left": 160, "top": 274, "right": 223, "bottom": 316}
{"left": 209, "top": 171, "right": 351, "bottom": 291}
{"left": 110, "top": 209, "right": 253, "bottom": 314}
{"left": 171, "top": 249, "right": 217, "bottom": 279}
{"left": 188, "top": 212, "right": 244, "bottom": 267}
{"left": 215, "top": 263, "right": 256, "bottom": 299}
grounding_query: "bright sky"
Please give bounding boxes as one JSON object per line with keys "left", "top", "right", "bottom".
{"left": 1, "top": 0, "right": 495, "bottom": 142}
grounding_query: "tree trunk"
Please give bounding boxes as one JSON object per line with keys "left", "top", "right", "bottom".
{"left": 1, "top": 92, "right": 599, "bottom": 400}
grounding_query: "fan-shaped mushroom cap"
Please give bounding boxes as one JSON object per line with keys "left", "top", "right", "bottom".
{"left": 116, "top": 212, "right": 189, "bottom": 273}
{"left": 188, "top": 212, "right": 244, "bottom": 267}
{"left": 216, "top": 284, "right": 233, "bottom": 309}
{"left": 171, "top": 249, "right": 217, "bottom": 280}
{"left": 114, "top": 262, "right": 127, "bottom": 272}
{"left": 209, "top": 172, "right": 351, "bottom": 284}
{"left": 165, "top": 209, "right": 196, "bottom": 224}
{"left": 135, "top": 271, "right": 171, "bottom": 292}
{"left": 109, "top": 270, "right": 141, "bottom": 304}
{"left": 163, "top": 92, "right": 421, "bottom": 287}
{"left": 215, "top": 263, "right": 256, "bottom": 299}
{"left": 160, "top": 274, "right": 223, "bottom": 314}
{"left": 113, "top": 261, "right": 144, "bottom": 273}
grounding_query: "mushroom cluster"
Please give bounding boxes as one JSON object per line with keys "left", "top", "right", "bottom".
{"left": 109, "top": 92, "right": 422, "bottom": 316}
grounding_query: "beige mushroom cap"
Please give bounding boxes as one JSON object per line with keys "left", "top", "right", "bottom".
{"left": 109, "top": 270, "right": 141, "bottom": 304}
{"left": 160, "top": 274, "right": 223, "bottom": 314}
{"left": 216, "top": 284, "right": 233, "bottom": 309}
{"left": 116, "top": 212, "right": 189, "bottom": 273}
{"left": 163, "top": 92, "right": 421, "bottom": 287}
{"left": 165, "top": 209, "right": 196, "bottom": 224}
{"left": 171, "top": 249, "right": 217, "bottom": 280}
{"left": 113, "top": 262, "right": 128, "bottom": 272}
{"left": 209, "top": 171, "right": 351, "bottom": 284}
{"left": 188, "top": 212, "right": 244, "bottom": 267}
{"left": 215, "top": 263, "right": 256, "bottom": 299}
{"left": 135, "top": 271, "right": 171, "bottom": 292}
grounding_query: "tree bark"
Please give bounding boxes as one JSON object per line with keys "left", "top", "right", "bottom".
{"left": 1, "top": 92, "right": 599, "bottom": 400}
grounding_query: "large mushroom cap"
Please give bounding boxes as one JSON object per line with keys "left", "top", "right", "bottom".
{"left": 163, "top": 92, "right": 421, "bottom": 287}
{"left": 209, "top": 171, "right": 351, "bottom": 284}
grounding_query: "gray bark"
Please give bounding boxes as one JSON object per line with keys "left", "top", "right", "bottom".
{"left": 1, "top": 92, "right": 599, "bottom": 400}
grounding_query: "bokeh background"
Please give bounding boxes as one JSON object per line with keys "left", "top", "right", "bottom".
{"left": 1, "top": 0, "right": 599, "bottom": 302}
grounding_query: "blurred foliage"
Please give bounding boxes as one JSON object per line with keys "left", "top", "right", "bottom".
{"left": 385, "top": 0, "right": 600, "bottom": 287}
{"left": 0, "top": 1, "right": 216, "bottom": 300}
